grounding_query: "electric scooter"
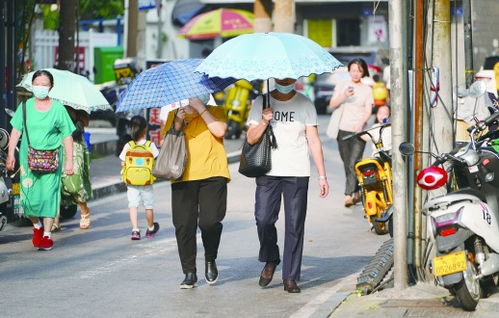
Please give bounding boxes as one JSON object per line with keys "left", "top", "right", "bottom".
{"left": 344, "top": 123, "right": 393, "bottom": 235}
{"left": 400, "top": 105, "right": 499, "bottom": 310}
{"left": 224, "top": 80, "right": 259, "bottom": 139}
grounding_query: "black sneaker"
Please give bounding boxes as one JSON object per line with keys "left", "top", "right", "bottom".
{"left": 145, "top": 222, "right": 160, "bottom": 238}
{"left": 131, "top": 230, "right": 141, "bottom": 240}
{"left": 180, "top": 272, "right": 197, "bottom": 289}
{"left": 205, "top": 261, "right": 218, "bottom": 285}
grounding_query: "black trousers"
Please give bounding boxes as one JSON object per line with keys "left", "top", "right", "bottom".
{"left": 337, "top": 130, "right": 366, "bottom": 196}
{"left": 255, "top": 176, "right": 309, "bottom": 281}
{"left": 171, "top": 177, "right": 227, "bottom": 274}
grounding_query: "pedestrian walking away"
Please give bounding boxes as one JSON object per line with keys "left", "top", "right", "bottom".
{"left": 328, "top": 58, "right": 374, "bottom": 207}
{"left": 119, "top": 115, "right": 160, "bottom": 241}
{"left": 164, "top": 94, "right": 230, "bottom": 289}
{"left": 246, "top": 78, "right": 329, "bottom": 293}
{"left": 6, "top": 70, "right": 75, "bottom": 251}
{"left": 53, "top": 106, "right": 93, "bottom": 231}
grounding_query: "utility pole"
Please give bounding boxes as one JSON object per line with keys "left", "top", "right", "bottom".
{"left": 389, "top": 0, "right": 409, "bottom": 289}
{"left": 431, "top": 0, "right": 453, "bottom": 154}
{"left": 413, "top": 0, "right": 425, "bottom": 278}
{"left": 273, "top": 0, "right": 294, "bottom": 33}
{"left": 254, "top": 0, "right": 273, "bottom": 33}
{"left": 463, "top": 0, "right": 474, "bottom": 87}
{"left": 127, "top": 0, "right": 138, "bottom": 57}
{"left": 57, "top": 0, "right": 77, "bottom": 70}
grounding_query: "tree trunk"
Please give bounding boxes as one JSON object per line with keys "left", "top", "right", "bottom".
{"left": 273, "top": 0, "right": 294, "bottom": 33}
{"left": 254, "top": 0, "right": 273, "bottom": 33}
{"left": 57, "top": 0, "right": 76, "bottom": 70}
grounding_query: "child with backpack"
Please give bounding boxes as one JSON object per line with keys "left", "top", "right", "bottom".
{"left": 119, "top": 115, "right": 160, "bottom": 240}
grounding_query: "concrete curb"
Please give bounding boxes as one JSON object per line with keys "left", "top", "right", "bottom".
{"left": 90, "top": 151, "right": 242, "bottom": 201}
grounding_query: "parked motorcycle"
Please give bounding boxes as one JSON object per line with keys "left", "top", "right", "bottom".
{"left": 224, "top": 80, "right": 259, "bottom": 139}
{"left": 0, "top": 128, "right": 14, "bottom": 230}
{"left": 344, "top": 123, "right": 393, "bottom": 235}
{"left": 400, "top": 109, "right": 499, "bottom": 310}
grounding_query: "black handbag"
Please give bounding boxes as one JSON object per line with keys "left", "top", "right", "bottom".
{"left": 238, "top": 94, "right": 277, "bottom": 178}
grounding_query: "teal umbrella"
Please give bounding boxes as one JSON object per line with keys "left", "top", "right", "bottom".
{"left": 17, "top": 68, "right": 111, "bottom": 113}
{"left": 196, "top": 32, "right": 342, "bottom": 80}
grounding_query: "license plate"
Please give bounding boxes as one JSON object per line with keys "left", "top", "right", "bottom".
{"left": 468, "top": 165, "right": 478, "bottom": 173}
{"left": 12, "top": 183, "right": 20, "bottom": 195}
{"left": 433, "top": 250, "right": 467, "bottom": 277}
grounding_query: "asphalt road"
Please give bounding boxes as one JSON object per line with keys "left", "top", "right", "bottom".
{"left": 0, "top": 115, "right": 386, "bottom": 318}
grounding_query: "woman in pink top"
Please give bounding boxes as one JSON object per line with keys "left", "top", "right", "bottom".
{"left": 329, "top": 59, "right": 374, "bottom": 207}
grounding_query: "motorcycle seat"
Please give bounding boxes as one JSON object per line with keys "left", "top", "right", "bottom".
{"left": 452, "top": 188, "right": 487, "bottom": 203}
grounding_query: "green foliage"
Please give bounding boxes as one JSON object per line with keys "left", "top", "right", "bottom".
{"left": 41, "top": 5, "right": 59, "bottom": 30}
{"left": 80, "top": 0, "right": 124, "bottom": 19}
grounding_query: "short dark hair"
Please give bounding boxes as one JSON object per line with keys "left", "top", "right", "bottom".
{"left": 347, "top": 58, "right": 370, "bottom": 78}
{"left": 32, "top": 70, "right": 54, "bottom": 88}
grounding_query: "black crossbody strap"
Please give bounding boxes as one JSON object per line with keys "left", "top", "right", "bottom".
{"left": 22, "top": 101, "right": 31, "bottom": 146}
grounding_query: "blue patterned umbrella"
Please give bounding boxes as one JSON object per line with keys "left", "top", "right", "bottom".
{"left": 195, "top": 32, "right": 343, "bottom": 80}
{"left": 116, "top": 58, "right": 235, "bottom": 112}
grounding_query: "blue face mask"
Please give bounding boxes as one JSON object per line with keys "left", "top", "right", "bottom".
{"left": 32, "top": 85, "right": 50, "bottom": 100}
{"left": 275, "top": 83, "right": 295, "bottom": 94}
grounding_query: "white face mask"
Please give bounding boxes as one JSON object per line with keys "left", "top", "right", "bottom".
{"left": 32, "top": 85, "right": 50, "bottom": 99}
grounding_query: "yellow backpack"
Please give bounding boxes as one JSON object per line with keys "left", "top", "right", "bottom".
{"left": 122, "top": 140, "right": 156, "bottom": 186}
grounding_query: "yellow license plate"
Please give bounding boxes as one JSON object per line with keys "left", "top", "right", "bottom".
{"left": 433, "top": 250, "right": 467, "bottom": 277}
{"left": 12, "top": 183, "right": 20, "bottom": 195}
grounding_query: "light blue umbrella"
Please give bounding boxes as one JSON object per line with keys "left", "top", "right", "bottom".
{"left": 116, "top": 58, "right": 235, "bottom": 112}
{"left": 18, "top": 68, "right": 111, "bottom": 113}
{"left": 195, "top": 32, "right": 343, "bottom": 80}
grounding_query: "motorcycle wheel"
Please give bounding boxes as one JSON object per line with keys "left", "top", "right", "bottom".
{"left": 60, "top": 204, "right": 78, "bottom": 219}
{"left": 452, "top": 258, "right": 481, "bottom": 311}
{"left": 372, "top": 221, "right": 389, "bottom": 235}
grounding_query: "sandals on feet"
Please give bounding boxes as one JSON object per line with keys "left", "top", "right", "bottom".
{"left": 80, "top": 213, "right": 90, "bottom": 230}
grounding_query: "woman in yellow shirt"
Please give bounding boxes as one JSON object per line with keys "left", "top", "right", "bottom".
{"left": 165, "top": 95, "right": 229, "bottom": 289}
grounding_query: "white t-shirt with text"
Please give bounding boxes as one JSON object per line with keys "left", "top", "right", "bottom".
{"left": 247, "top": 93, "right": 318, "bottom": 177}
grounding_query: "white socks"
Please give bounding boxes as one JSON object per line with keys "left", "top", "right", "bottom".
{"left": 33, "top": 221, "right": 42, "bottom": 229}
{"left": 43, "top": 231, "right": 51, "bottom": 238}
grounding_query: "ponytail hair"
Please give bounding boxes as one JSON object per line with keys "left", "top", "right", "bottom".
{"left": 130, "top": 115, "right": 147, "bottom": 142}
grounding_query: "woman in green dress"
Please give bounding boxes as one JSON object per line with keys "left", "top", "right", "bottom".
{"left": 6, "top": 70, "right": 75, "bottom": 251}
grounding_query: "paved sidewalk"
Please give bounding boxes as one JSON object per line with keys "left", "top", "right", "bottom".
{"left": 328, "top": 281, "right": 499, "bottom": 317}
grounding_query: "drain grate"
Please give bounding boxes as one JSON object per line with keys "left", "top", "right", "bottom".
{"left": 356, "top": 238, "right": 394, "bottom": 294}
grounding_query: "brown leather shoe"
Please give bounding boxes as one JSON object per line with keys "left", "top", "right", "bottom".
{"left": 258, "top": 260, "right": 280, "bottom": 287}
{"left": 344, "top": 195, "right": 354, "bottom": 207}
{"left": 283, "top": 280, "right": 301, "bottom": 293}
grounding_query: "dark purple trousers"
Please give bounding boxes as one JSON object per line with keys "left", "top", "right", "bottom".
{"left": 254, "top": 175, "right": 309, "bottom": 281}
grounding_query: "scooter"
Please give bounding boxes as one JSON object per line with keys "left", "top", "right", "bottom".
{"left": 344, "top": 123, "right": 393, "bottom": 235}
{"left": 400, "top": 108, "right": 499, "bottom": 311}
{"left": 224, "top": 79, "right": 259, "bottom": 139}
{"left": 0, "top": 128, "right": 14, "bottom": 231}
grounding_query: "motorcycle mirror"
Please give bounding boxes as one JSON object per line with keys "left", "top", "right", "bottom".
{"left": 399, "top": 142, "right": 415, "bottom": 156}
{"left": 468, "top": 81, "right": 487, "bottom": 98}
